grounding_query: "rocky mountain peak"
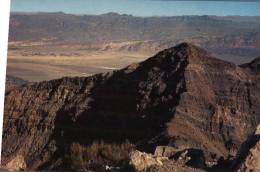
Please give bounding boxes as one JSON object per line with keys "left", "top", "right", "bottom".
{"left": 171, "top": 42, "right": 201, "bottom": 51}
{"left": 155, "top": 42, "right": 206, "bottom": 59}
{"left": 150, "top": 42, "right": 231, "bottom": 69}
{"left": 2, "top": 43, "right": 260, "bottom": 171}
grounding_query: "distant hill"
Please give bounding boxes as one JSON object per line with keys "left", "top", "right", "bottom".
{"left": 6, "top": 75, "right": 28, "bottom": 86}
{"left": 5, "top": 75, "right": 28, "bottom": 92}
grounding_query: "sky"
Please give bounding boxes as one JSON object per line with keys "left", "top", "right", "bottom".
{"left": 10, "top": 0, "right": 260, "bottom": 16}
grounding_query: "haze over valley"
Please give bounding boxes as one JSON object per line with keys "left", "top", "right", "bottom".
{"left": 7, "top": 12, "right": 260, "bottom": 81}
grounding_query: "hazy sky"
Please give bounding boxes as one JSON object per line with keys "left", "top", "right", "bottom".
{"left": 11, "top": 0, "right": 260, "bottom": 16}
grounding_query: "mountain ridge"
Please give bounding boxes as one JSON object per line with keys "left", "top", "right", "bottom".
{"left": 2, "top": 43, "right": 260, "bottom": 171}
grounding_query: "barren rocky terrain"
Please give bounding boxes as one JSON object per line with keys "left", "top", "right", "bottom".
{"left": 2, "top": 43, "right": 260, "bottom": 171}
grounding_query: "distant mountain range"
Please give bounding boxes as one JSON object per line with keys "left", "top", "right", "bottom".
{"left": 2, "top": 43, "right": 260, "bottom": 171}
{"left": 8, "top": 12, "right": 260, "bottom": 63}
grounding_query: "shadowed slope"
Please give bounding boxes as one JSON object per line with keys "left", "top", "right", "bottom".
{"left": 2, "top": 43, "right": 260, "bottom": 171}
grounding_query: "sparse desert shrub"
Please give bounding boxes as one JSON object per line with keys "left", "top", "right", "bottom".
{"left": 69, "top": 143, "right": 88, "bottom": 171}
{"left": 67, "top": 141, "right": 135, "bottom": 171}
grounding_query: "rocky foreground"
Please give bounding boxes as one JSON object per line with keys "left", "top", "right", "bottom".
{"left": 2, "top": 43, "right": 260, "bottom": 171}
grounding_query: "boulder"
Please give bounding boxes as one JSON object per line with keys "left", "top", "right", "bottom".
{"left": 129, "top": 150, "right": 168, "bottom": 172}
{"left": 236, "top": 125, "right": 260, "bottom": 172}
{"left": 154, "top": 146, "right": 180, "bottom": 158}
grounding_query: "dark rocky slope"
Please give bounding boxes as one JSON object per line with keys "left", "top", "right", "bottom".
{"left": 2, "top": 43, "right": 260, "bottom": 171}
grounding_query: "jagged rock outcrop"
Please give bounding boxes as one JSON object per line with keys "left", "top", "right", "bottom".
{"left": 232, "top": 125, "right": 260, "bottom": 172}
{"left": 154, "top": 146, "right": 180, "bottom": 158}
{"left": 129, "top": 150, "right": 168, "bottom": 171}
{"left": 6, "top": 155, "right": 27, "bottom": 171}
{"left": 129, "top": 150, "right": 205, "bottom": 172}
{"left": 238, "top": 142, "right": 260, "bottom": 172}
{"left": 2, "top": 43, "right": 260, "bottom": 171}
{"left": 165, "top": 45, "right": 260, "bottom": 164}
